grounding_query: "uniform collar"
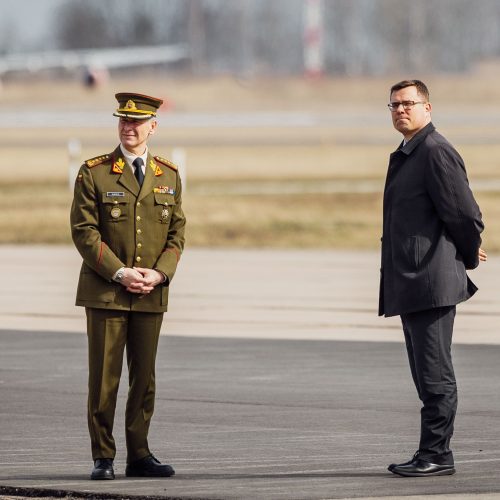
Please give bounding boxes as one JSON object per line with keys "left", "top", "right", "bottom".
{"left": 397, "top": 122, "right": 435, "bottom": 156}
{"left": 119, "top": 144, "right": 148, "bottom": 171}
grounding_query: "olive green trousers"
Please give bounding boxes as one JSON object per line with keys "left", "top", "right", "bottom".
{"left": 85, "top": 308, "right": 164, "bottom": 463}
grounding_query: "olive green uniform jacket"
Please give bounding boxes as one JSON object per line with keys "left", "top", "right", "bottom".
{"left": 70, "top": 146, "right": 186, "bottom": 312}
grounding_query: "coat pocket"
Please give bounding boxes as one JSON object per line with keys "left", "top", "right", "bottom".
{"left": 406, "top": 235, "right": 432, "bottom": 270}
{"left": 403, "top": 236, "right": 420, "bottom": 270}
{"left": 101, "top": 192, "right": 130, "bottom": 222}
{"left": 154, "top": 193, "right": 176, "bottom": 224}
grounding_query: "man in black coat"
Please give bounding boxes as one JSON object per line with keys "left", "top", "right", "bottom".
{"left": 380, "top": 80, "right": 486, "bottom": 477}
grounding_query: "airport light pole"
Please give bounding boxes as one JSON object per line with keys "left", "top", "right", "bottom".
{"left": 303, "top": 0, "right": 324, "bottom": 78}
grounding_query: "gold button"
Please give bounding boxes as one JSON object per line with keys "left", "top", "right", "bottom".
{"left": 137, "top": 229, "right": 142, "bottom": 234}
{"left": 136, "top": 256, "right": 141, "bottom": 262}
{"left": 137, "top": 243, "right": 142, "bottom": 248}
{"left": 136, "top": 215, "right": 141, "bottom": 221}
{"left": 137, "top": 202, "right": 141, "bottom": 207}
{"left": 164, "top": 202, "right": 168, "bottom": 206}
{"left": 113, "top": 200, "right": 118, "bottom": 205}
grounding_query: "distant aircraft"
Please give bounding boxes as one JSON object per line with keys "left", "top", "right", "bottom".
{"left": 0, "top": 44, "right": 189, "bottom": 88}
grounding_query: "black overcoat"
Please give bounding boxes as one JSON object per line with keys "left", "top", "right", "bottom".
{"left": 379, "top": 122, "right": 484, "bottom": 317}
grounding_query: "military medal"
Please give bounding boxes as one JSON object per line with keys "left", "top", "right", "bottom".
{"left": 161, "top": 207, "right": 169, "bottom": 222}
{"left": 110, "top": 206, "right": 121, "bottom": 219}
{"left": 154, "top": 186, "right": 175, "bottom": 195}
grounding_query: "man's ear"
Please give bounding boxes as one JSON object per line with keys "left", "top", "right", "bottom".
{"left": 149, "top": 120, "right": 158, "bottom": 135}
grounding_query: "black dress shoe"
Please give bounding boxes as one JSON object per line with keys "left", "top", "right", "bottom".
{"left": 125, "top": 454, "right": 175, "bottom": 478}
{"left": 388, "top": 451, "right": 420, "bottom": 472}
{"left": 390, "top": 458, "right": 455, "bottom": 477}
{"left": 91, "top": 458, "right": 115, "bottom": 480}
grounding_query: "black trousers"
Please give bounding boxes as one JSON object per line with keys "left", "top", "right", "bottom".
{"left": 400, "top": 305, "right": 457, "bottom": 465}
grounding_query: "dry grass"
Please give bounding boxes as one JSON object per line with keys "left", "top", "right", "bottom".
{"left": 2, "top": 139, "right": 499, "bottom": 184}
{"left": 0, "top": 179, "right": 383, "bottom": 247}
{"left": 184, "top": 191, "right": 383, "bottom": 248}
{"left": 1, "top": 179, "right": 497, "bottom": 252}
{"left": 184, "top": 189, "right": 500, "bottom": 251}
{"left": 0, "top": 180, "right": 73, "bottom": 244}
{"left": 475, "top": 192, "right": 500, "bottom": 253}
{"left": 1, "top": 75, "right": 500, "bottom": 249}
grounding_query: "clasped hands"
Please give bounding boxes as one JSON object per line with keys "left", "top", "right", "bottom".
{"left": 479, "top": 248, "right": 487, "bottom": 262}
{"left": 119, "top": 267, "right": 164, "bottom": 294}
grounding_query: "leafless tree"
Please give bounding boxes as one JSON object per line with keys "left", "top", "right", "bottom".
{"left": 53, "top": 0, "right": 500, "bottom": 76}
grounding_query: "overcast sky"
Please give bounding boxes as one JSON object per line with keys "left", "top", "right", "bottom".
{"left": 1, "top": 0, "right": 68, "bottom": 51}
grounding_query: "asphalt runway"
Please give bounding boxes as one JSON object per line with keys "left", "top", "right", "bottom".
{"left": 1, "top": 331, "right": 499, "bottom": 500}
{"left": 0, "top": 247, "right": 499, "bottom": 499}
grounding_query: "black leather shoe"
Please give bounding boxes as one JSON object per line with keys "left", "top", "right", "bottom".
{"left": 125, "top": 454, "right": 175, "bottom": 478}
{"left": 390, "top": 458, "right": 455, "bottom": 477}
{"left": 91, "top": 458, "right": 115, "bottom": 480}
{"left": 388, "top": 451, "right": 420, "bottom": 472}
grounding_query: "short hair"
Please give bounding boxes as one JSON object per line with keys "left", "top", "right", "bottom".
{"left": 390, "top": 80, "right": 429, "bottom": 101}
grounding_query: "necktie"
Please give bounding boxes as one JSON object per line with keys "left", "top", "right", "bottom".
{"left": 133, "top": 157, "right": 144, "bottom": 186}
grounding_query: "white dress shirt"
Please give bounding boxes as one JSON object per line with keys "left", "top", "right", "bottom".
{"left": 119, "top": 144, "right": 148, "bottom": 175}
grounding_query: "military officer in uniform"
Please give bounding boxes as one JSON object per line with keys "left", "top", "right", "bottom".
{"left": 70, "top": 92, "right": 186, "bottom": 480}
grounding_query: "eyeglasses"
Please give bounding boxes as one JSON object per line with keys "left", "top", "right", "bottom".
{"left": 387, "top": 100, "right": 426, "bottom": 111}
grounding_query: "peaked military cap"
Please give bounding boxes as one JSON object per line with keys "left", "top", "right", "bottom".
{"left": 113, "top": 92, "right": 163, "bottom": 120}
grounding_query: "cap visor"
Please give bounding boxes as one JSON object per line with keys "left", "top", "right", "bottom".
{"left": 113, "top": 112, "right": 153, "bottom": 120}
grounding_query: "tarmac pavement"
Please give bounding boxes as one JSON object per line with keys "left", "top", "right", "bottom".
{"left": 1, "top": 246, "right": 498, "bottom": 345}
{"left": 1, "top": 247, "right": 499, "bottom": 500}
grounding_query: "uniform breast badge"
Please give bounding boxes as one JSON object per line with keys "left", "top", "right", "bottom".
{"left": 110, "top": 207, "right": 121, "bottom": 219}
{"left": 160, "top": 207, "right": 170, "bottom": 223}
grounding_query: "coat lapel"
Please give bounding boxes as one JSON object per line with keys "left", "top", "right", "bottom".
{"left": 110, "top": 146, "right": 140, "bottom": 197}
{"left": 118, "top": 164, "right": 140, "bottom": 197}
{"left": 138, "top": 153, "right": 160, "bottom": 202}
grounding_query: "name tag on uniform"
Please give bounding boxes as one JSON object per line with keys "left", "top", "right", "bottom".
{"left": 106, "top": 191, "right": 125, "bottom": 197}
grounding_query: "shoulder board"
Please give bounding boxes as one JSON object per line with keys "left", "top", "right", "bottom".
{"left": 85, "top": 154, "right": 110, "bottom": 168}
{"left": 154, "top": 156, "right": 178, "bottom": 171}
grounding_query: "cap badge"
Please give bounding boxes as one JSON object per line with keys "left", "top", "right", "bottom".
{"left": 125, "top": 100, "right": 137, "bottom": 110}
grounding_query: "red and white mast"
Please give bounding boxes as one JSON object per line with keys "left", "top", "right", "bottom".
{"left": 303, "top": 0, "right": 324, "bottom": 78}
